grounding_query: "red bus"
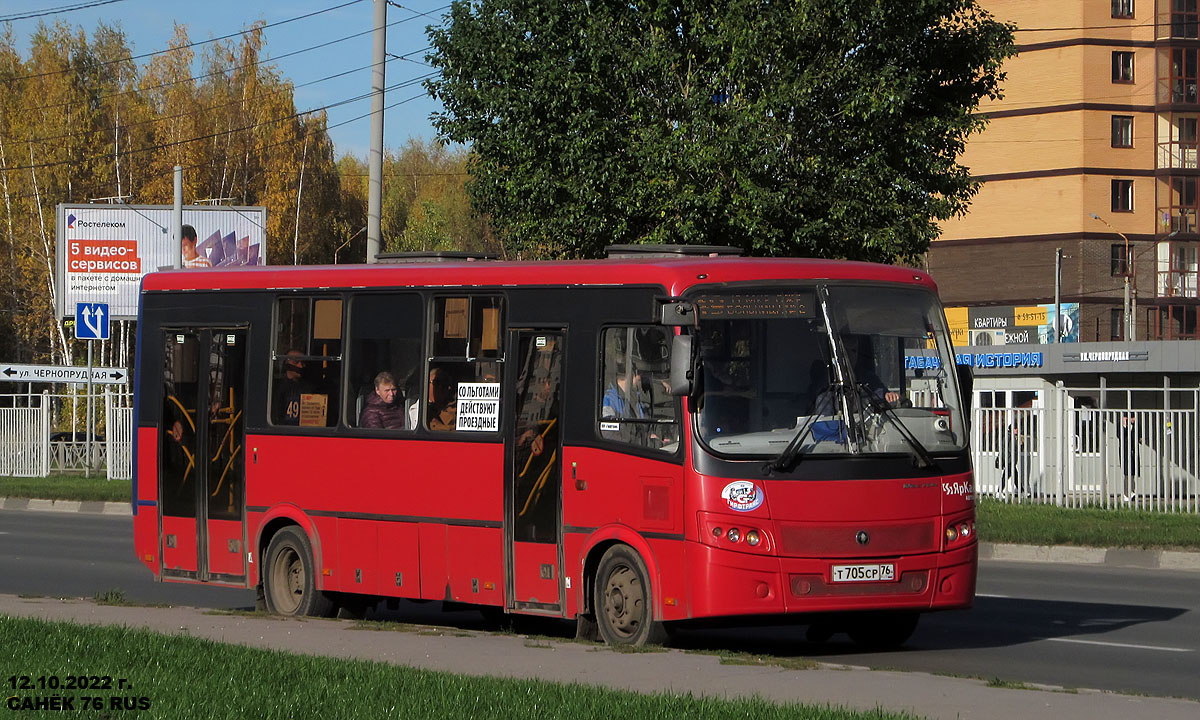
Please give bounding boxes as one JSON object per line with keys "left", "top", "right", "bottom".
{"left": 133, "top": 245, "right": 976, "bottom": 647}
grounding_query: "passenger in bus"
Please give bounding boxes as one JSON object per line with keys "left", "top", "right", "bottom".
{"left": 426, "top": 367, "right": 458, "bottom": 431}
{"left": 359, "top": 371, "right": 405, "bottom": 429}
{"left": 602, "top": 361, "right": 648, "bottom": 419}
{"left": 272, "top": 350, "right": 311, "bottom": 425}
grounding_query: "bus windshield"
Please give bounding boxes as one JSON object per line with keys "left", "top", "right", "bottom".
{"left": 694, "top": 285, "right": 966, "bottom": 459}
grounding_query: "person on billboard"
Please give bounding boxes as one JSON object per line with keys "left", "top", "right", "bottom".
{"left": 180, "top": 225, "right": 211, "bottom": 268}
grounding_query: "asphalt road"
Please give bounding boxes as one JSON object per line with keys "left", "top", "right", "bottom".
{"left": 2, "top": 508, "right": 1197, "bottom": 700}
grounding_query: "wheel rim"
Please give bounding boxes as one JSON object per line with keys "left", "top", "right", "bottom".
{"left": 269, "top": 545, "right": 304, "bottom": 615}
{"left": 601, "top": 563, "right": 644, "bottom": 640}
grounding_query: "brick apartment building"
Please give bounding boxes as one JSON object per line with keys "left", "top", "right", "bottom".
{"left": 930, "top": 0, "right": 1200, "bottom": 342}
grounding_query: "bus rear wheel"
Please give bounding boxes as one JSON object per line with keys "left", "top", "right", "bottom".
{"left": 846, "top": 611, "right": 920, "bottom": 649}
{"left": 263, "top": 526, "right": 335, "bottom": 618}
{"left": 594, "top": 545, "right": 667, "bottom": 647}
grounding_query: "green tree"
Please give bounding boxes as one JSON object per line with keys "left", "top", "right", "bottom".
{"left": 428, "top": 0, "right": 1013, "bottom": 262}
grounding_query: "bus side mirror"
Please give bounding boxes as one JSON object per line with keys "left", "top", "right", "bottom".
{"left": 669, "top": 335, "right": 693, "bottom": 396}
{"left": 956, "top": 363, "right": 973, "bottom": 429}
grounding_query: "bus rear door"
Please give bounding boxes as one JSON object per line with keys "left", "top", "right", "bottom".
{"left": 506, "top": 328, "right": 564, "bottom": 614}
{"left": 158, "top": 328, "right": 248, "bottom": 584}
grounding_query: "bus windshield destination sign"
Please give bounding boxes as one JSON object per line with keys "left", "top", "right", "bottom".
{"left": 694, "top": 292, "right": 815, "bottom": 319}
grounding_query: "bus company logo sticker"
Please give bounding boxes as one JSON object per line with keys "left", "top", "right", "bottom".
{"left": 721, "top": 481, "right": 763, "bottom": 512}
{"left": 943, "top": 481, "right": 972, "bottom": 498}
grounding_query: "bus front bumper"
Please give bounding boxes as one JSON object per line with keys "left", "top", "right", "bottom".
{"left": 679, "top": 541, "right": 977, "bottom": 620}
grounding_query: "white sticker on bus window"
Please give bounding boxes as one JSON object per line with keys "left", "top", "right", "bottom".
{"left": 456, "top": 382, "right": 501, "bottom": 432}
{"left": 721, "top": 480, "right": 764, "bottom": 512}
{"left": 536, "top": 336, "right": 547, "bottom": 347}
{"left": 599, "top": 421, "right": 620, "bottom": 433}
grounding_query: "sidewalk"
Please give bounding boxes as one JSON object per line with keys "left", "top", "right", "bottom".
{"left": 2, "top": 594, "right": 1197, "bottom": 720}
{"left": 5, "top": 496, "right": 1199, "bottom": 572}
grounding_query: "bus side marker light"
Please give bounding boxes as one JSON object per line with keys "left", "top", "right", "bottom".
{"left": 323, "top": 568, "right": 332, "bottom": 576}
{"left": 144, "top": 554, "right": 154, "bottom": 563}
{"left": 664, "top": 597, "right": 676, "bottom": 606}
{"left": 485, "top": 581, "right": 496, "bottom": 590}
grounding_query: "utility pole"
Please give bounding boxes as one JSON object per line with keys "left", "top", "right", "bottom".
{"left": 1053, "top": 247, "right": 1062, "bottom": 343}
{"left": 1088, "top": 213, "right": 1131, "bottom": 341}
{"left": 173, "top": 165, "right": 183, "bottom": 269}
{"left": 366, "top": 0, "right": 386, "bottom": 264}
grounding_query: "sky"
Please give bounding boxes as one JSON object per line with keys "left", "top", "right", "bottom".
{"left": 3, "top": 0, "right": 450, "bottom": 158}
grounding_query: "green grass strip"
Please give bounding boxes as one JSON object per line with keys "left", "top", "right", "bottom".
{"left": 975, "top": 498, "right": 1200, "bottom": 550}
{"left": 0, "top": 474, "right": 130, "bottom": 503}
{"left": 1, "top": 615, "right": 917, "bottom": 720}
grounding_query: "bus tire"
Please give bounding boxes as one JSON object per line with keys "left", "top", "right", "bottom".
{"left": 847, "top": 611, "right": 920, "bottom": 649}
{"left": 263, "top": 526, "right": 336, "bottom": 618}
{"left": 593, "top": 545, "right": 667, "bottom": 647}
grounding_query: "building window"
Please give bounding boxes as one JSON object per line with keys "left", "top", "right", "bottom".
{"left": 1110, "top": 309, "right": 1123, "bottom": 341}
{"left": 1173, "top": 0, "right": 1199, "bottom": 38}
{"left": 1111, "top": 244, "right": 1129, "bottom": 276}
{"left": 1113, "top": 0, "right": 1134, "bottom": 18}
{"left": 1112, "top": 179, "right": 1134, "bottom": 212}
{"left": 1111, "top": 115, "right": 1133, "bottom": 147}
{"left": 1112, "top": 51, "right": 1135, "bottom": 83}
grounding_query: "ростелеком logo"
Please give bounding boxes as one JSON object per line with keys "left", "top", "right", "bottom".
{"left": 721, "top": 480, "right": 764, "bottom": 512}
{"left": 67, "top": 213, "right": 76, "bottom": 229}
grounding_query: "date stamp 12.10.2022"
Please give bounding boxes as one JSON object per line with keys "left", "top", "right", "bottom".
{"left": 6, "top": 675, "right": 150, "bottom": 712}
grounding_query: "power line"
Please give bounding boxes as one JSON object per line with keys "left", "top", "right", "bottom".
{"left": 2, "top": 71, "right": 439, "bottom": 174}
{"left": 2, "top": 0, "right": 371, "bottom": 85}
{"left": 0, "top": 0, "right": 128, "bottom": 22}
{"left": 4, "top": 52, "right": 421, "bottom": 146}
{"left": 9, "top": 5, "right": 434, "bottom": 118}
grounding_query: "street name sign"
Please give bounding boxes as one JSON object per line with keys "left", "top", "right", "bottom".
{"left": 0, "top": 363, "right": 128, "bottom": 385}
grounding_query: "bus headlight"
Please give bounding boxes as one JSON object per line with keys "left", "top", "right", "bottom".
{"left": 945, "top": 525, "right": 959, "bottom": 542}
{"left": 727, "top": 528, "right": 741, "bottom": 543}
{"left": 745, "top": 530, "right": 761, "bottom": 546}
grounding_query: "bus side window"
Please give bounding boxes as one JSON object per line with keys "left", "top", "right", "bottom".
{"left": 427, "top": 295, "right": 505, "bottom": 432}
{"left": 598, "top": 326, "right": 678, "bottom": 452}
{"left": 345, "top": 293, "right": 423, "bottom": 430}
{"left": 271, "top": 296, "right": 343, "bottom": 428}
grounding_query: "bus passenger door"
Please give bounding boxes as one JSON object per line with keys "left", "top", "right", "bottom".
{"left": 505, "top": 329, "right": 564, "bottom": 614}
{"left": 159, "top": 328, "right": 248, "bottom": 584}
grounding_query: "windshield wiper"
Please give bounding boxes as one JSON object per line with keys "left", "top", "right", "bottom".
{"left": 766, "top": 383, "right": 838, "bottom": 474}
{"left": 854, "top": 384, "right": 935, "bottom": 468}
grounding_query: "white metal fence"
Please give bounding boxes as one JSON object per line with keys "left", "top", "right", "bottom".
{"left": 106, "top": 390, "right": 134, "bottom": 480}
{"left": 972, "top": 385, "right": 1199, "bottom": 512}
{"left": 0, "top": 391, "right": 132, "bottom": 479}
{"left": 0, "top": 392, "right": 51, "bottom": 477}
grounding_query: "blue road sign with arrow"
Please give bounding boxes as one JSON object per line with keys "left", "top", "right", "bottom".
{"left": 75, "top": 302, "right": 110, "bottom": 341}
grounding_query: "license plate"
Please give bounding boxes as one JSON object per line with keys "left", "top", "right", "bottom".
{"left": 831, "top": 563, "right": 896, "bottom": 583}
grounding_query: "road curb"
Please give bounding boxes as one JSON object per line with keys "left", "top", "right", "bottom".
{"left": 978, "top": 542, "right": 1200, "bottom": 572}
{"left": 0, "top": 497, "right": 130, "bottom": 516}
{"left": 4, "top": 498, "right": 1199, "bottom": 571}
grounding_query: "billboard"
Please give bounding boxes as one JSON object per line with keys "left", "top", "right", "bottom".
{"left": 945, "top": 303, "right": 1080, "bottom": 347}
{"left": 56, "top": 204, "right": 267, "bottom": 320}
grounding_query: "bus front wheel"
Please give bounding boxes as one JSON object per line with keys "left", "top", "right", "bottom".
{"left": 263, "top": 526, "right": 336, "bottom": 618}
{"left": 594, "top": 545, "right": 667, "bottom": 647}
